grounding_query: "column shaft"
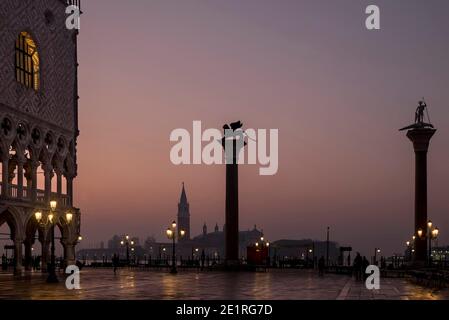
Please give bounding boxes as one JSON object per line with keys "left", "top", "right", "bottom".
{"left": 13, "top": 240, "right": 23, "bottom": 275}
{"left": 2, "top": 158, "right": 9, "bottom": 197}
{"left": 17, "top": 162, "right": 24, "bottom": 199}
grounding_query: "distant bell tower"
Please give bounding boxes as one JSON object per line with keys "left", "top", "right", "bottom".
{"left": 177, "top": 183, "right": 190, "bottom": 240}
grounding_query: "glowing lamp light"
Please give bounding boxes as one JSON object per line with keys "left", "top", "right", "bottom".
{"left": 377, "top": 249, "right": 381, "bottom": 253}
{"left": 266, "top": 242, "right": 270, "bottom": 247}
{"left": 166, "top": 228, "right": 173, "bottom": 238}
{"left": 78, "top": 236, "right": 83, "bottom": 241}
{"left": 417, "top": 229, "right": 423, "bottom": 238}
{"left": 35, "top": 211, "right": 42, "bottom": 222}
{"left": 125, "top": 235, "right": 129, "bottom": 240}
{"left": 120, "top": 241, "right": 124, "bottom": 245}
{"left": 427, "top": 220, "right": 433, "bottom": 229}
{"left": 48, "top": 213, "right": 54, "bottom": 223}
{"left": 66, "top": 212, "right": 73, "bottom": 223}
{"left": 180, "top": 230, "right": 186, "bottom": 237}
{"left": 406, "top": 241, "right": 410, "bottom": 246}
{"left": 255, "top": 242, "right": 259, "bottom": 247}
{"left": 432, "top": 227, "right": 439, "bottom": 238}
{"left": 50, "top": 200, "right": 57, "bottom": 211}
{"left": 171, "top": 221, "right": 177, "bottom": 229}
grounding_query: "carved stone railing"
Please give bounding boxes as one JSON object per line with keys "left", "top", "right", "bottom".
{"left": 0, "top": 182, "right": 71, "bottom": 207}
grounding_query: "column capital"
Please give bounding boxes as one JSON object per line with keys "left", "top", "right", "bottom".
{"left": 406, "top": 128, "right": 437, "bottom": 152}
{"left": 16, "top": 154, "right": 27, "bottom": 166}
{"left": 42, "top": 162, "right": 53, "bottom": 173}
{"left": 54, "top": 167, "right": 64, "bottom": 176}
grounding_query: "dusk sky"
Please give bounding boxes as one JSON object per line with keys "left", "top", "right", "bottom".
{"left": 75, "top": 0, "right": 449, "bottom": 257}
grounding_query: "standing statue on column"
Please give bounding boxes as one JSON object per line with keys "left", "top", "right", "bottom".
{"left": 400, "top": 100, "right": 434, "bottom": 131}
{"left": 415, "top": 100, "right": 427, "bottom": 124}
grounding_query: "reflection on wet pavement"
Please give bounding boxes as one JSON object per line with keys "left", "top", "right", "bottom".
{"left": 0, "top": 269, "right": 448, "bottom": 300}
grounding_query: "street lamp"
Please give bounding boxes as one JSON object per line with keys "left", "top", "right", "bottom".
{"left": 374, "top": 248, "right": 381, "bottom": 265}
{"left": 432, "top": 228, "right": 439, "bottom": 238}
{"left": 166, "top": 220, "right": 185, "bottom": 274}
{"left": 429, "top": 226, "right": 439, "bottom": 265}
{"left": 35, "top": 200, "right": 73, "bottom": 283}
{"left": 120, "top": 235, "right": 134, "bottom": 265}
{"left": 424, "top": 220, "right": 440, "bottom": 266}
{"left": 406, "top": 241, "right": 412, "bottom": 262}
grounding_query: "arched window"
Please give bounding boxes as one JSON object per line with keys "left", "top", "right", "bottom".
{"left": 15, "top": 32, "right": 40, "bottom": 90}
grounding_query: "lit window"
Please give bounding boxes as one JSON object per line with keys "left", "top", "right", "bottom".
{"left": 15, "top": 32, "right": 40, "bottom": 90}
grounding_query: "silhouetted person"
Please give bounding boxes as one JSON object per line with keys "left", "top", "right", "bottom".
{"left": 318, "top": 256, "right": 325, "bottom": 276}
{"left": 362, "top": 256, "right": 370, "bottom": 280}
{"left": 1, "top": 254, "right": 7, "bottom": 271}
{"left": 112, "top": 254, "right": 119, "bottom": 274}
{"left": 353, "top": 253, "right": 362, "bottom": 281}
{"left": 200, "top": 250, "right": 205, "bottom": 271}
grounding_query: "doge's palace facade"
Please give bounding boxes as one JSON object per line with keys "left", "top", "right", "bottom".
{"left": 0, "top": 0, "right": 81, "bottom": 274}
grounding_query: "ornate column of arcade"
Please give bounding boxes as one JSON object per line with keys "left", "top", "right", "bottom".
{"left": 24, "top": 158, "right": 39, "bottom": 202}
{"left": 55, "top": 166, "right": 63, "bottom": 197}
{"left": 1, "top": 154, "right": 9, "bottom": 197}
{"left": 66, "top": 174, "right": 74, "bottom": 207}
{"left": 40, "top": 229, "right": 50, "bottom": 273}
{"left": 24, "top": 238, "right": 34, "bottom": 271}
{"left": 43, "top": 163, "right": 54, "bottom": 202}
{"left": 13, "top": 236, "right": 23, "bottom": 275}
{"left": 16, "top": 155, "right": 25, "bottom": 199}
{"left": 62, "top": 239, "right": 76, "bottom": 267}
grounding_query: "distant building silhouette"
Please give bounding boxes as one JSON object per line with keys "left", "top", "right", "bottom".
{"left": 178, "top": 183, "right": 190, "bottom": 240}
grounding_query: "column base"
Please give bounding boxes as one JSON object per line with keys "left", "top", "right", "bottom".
{"left": 224, "top": 259, "right": 240, "bottom": 271}
{"left": 411, "top": 260, "right": 427, "bottom": 268}
{"left": 13, "top": 267, "right": 23, "bottom": 276}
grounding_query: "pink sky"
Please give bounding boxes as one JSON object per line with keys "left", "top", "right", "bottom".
{"left": 74, "top": 0, "right": 449, "bottom": 257}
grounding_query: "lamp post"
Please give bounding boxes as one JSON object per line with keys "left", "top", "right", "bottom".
{"left": 406, "top": 241, "right": 411, "bottom": 262}
{"left": 427, "top": 221, "right": 439, "bottom": 266}
{"left": 120, "top": 235, "right": 134, "bottom": 266}
{"left": 419, "top": 220, "right": 439, "bottom": 266}
{"left": 255, "top": 236, "right": 270, "bottom": 266}
{"left": 373, "top": 248, "right": 381, "bottom": 266}
{"left": 35, "top": 200, "right": 73, "bottom": 283}
{"left": 166, "top": 220, "right": 185, "bottom": 274}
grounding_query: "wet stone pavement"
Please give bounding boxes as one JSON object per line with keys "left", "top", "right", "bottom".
{"left": 0, "top": 269, "right": 448, "bottom": 300}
